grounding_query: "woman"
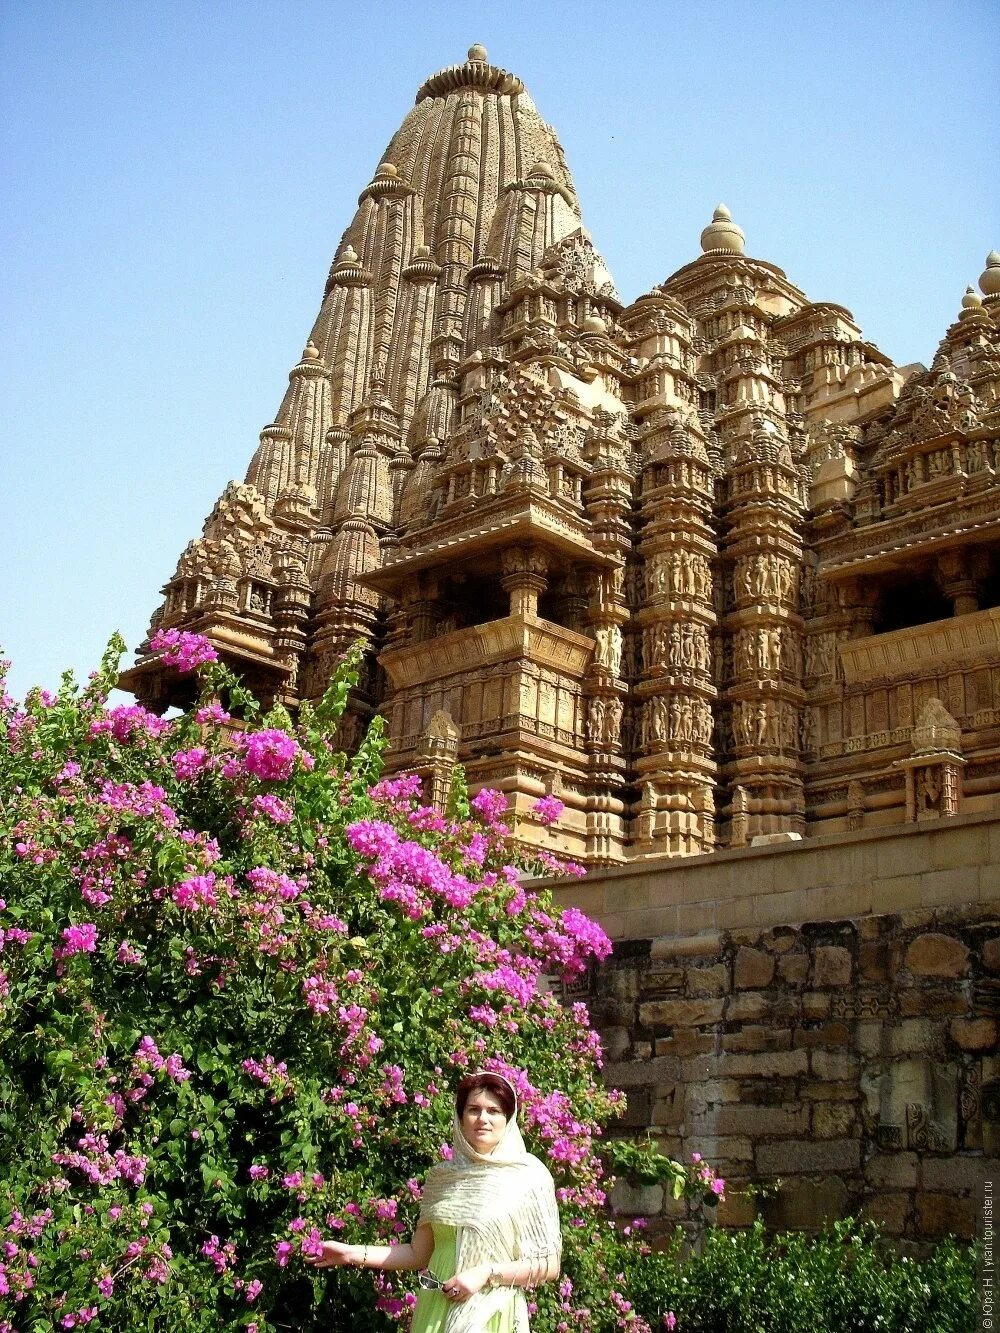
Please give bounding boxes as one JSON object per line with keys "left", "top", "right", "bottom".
{"left": 306, "top": 1071, "right": 562, "bottom": 1331}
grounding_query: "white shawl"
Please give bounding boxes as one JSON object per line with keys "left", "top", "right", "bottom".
{"left": 418, "top": 1103, "right": 562, "bottom": 1332}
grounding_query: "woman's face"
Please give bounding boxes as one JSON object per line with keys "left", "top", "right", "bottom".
{"left": 460, "top": 1089, "right": 508, "bottom": 1154}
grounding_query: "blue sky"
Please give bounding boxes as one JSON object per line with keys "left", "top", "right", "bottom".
{"left": 3, "top": 0, "right": 998, "bottom": 700}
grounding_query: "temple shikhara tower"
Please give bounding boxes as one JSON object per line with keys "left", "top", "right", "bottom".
{"left": 124, "top": 47, "right": 1000, "bottom": 864}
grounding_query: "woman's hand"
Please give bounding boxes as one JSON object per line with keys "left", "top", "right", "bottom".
{"left": 441, "top": 1265, "right": 491, "bottom": 1302}
{"left": 305, "top": 1240, "right": 357, "bottom": 1269}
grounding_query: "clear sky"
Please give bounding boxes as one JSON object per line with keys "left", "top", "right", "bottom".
{"left": 3, "top": 0, "right": 998, "bottom": 701}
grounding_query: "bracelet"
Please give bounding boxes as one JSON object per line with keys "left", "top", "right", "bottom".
{"left": 357, "top": 1245, "right": 369, "bottom": 1268}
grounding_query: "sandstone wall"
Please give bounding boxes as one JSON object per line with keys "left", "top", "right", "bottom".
{"left": 554, "top": 810, "right": 1000, "bottom": 1242}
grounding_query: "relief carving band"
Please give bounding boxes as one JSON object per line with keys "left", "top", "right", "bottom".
{"left": 120, "top": 43, "right": 1000, "bottom": 863}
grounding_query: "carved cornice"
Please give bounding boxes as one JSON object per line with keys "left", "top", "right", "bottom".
{"left": 380, "top": 614, "right": 592, "bottom": 689}
{"left": 818, "top": 491, "right": 1000, "bottom": 576}
{"left": 838, "top": 606, "right": 1000, "bottom": 686}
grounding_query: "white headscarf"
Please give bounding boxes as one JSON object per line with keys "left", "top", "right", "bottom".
{"left": 418, "top": 1077, "right": 562, "bottom": 1332}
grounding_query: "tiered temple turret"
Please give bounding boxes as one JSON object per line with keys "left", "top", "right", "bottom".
{"left": 123, "top": 48, "right": 1000, "bottom": 861}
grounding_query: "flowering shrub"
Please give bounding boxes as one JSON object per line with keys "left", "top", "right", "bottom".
{"left": 0, "top": 636, "right": 666, "bottom": 1332}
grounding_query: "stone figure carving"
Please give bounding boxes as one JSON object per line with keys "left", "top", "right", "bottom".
{"left": 586, "top": 697, "right": 606, "bottom": 743}
{"left": 915, "top": 765, "right": 942, "bottom": 814}
{"left": 604, "top": 695, "right": 623, "bottom": 745}
{"left": 594, "top": 625, "right": 622, "bottom": 674}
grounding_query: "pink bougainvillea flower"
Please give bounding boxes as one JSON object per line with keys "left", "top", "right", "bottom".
{"left": 470, "top": 788, "right": 508, "bottom": 823}
{"left": 149, "top": 628, "right": 219, "bottom": 672}
{"left": 56, "top": 923, "right": 98, "bottom": 957}
{"left": 533, "top": 794, "right": 565, "bottom": 825}
{"left": 238, "top": 729, "right": 306, "bottom": 782}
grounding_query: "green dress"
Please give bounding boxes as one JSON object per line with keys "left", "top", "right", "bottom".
{"left": 410, "top": 1224, "right": 517, "bottom": 1333}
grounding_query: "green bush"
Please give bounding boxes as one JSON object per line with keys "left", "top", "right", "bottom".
{"left": 616, "top": 1217, "right": 976, "bottom": 1333}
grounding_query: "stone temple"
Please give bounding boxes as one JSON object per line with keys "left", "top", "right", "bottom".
{"left": 124, "top": 45, "right": 1000, "bottom": 867}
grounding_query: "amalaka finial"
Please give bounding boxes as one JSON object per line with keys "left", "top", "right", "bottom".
{"left": 376, "top": 162, "right": 398, "bottom": 179}
{"left": 700, "top": 203, "right": 745, "bottom": 256}
{"left": 302, "top": 341, "right": 320, "bottom": 361}
{"left": 980, "top": 250, "right": 1000, "bottom": 298}
{"left": 341, "top": 244, "right": 359, "bottom": 264}
{"left": 961, "top": 286, "right": 983, "bottom": 311}
{"left": 467, "top": 44, "right": 488, "bottom": 63}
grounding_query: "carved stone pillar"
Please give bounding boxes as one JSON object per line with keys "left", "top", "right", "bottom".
{"left": 633, "top": 415, "right": 718, "bottom": 856}
{"left": 935, "top": 549, "right": 982, "bottom": 616}
{"left": 721, "top": 416, "right": 807, "bottom": 841}
{"left": 500, "top": 546, "right": 548, "bottom": 617}
{"left": 418, "top": 710, "right": 461, "bottom": 811}
{"left": 895, "top": 697, "right": 965, "bottom": 822}
{"left": 846, "top": 779, "right": 865, "bottom": 832}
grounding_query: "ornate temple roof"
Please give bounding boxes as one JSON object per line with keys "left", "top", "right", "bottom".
{"left": 123, "top": 48, "right": 999, "bottom": 870}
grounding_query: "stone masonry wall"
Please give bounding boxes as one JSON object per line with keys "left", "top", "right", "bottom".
{"left": 554, "top": 810, "right": 1000, "bottom": 1243}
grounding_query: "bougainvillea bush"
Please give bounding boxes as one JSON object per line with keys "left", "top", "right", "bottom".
{"left": 0, "top": 633, "right": 702, "bottom": 1333}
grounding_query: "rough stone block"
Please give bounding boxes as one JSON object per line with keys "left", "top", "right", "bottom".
{"left": 810, "top": 1049, "right": 859, "bottom": 1080}
{"left": 887, "top": 1019, "right": 945, "bottom": 1057}
{"left": 716, "top": 1192, "right": 758, "bottom": 1228}
{"left": 727, "top": 991, "right": 768, "bottom": 1022}
{"left": 652, "top": 1088, "right": 684, "bottom": 1127}
{"left": 811, "top": 945, "right": 853, "bottom": 988}
{"left": 685, "top": 1079, "right": 742, "bottom": 1110}
{"left": 859, "top": 940, "right": 889, "bottom": 982}
{"left": 922, "top": 1156, "right": 1000, "bottom": 1192}
{"left": 712, "top": 1103, "right": 809, "bottom": 1137}
{"left": 653, "top": 1032, "right": 716, "bottom": 1058}
{"left": 865, "top": 1151, "right": 919, "bottom": 1189}
{"left": 793, "top": 1020, "right": 851, "bottom": 1049}
{"left": 859, "top": 1192, "right": 910, "bottom": 1235}
{"left": 982, "top": 937, "right": 1000, "bottom": 973}
{"left": 915, "top": 1192, "right": 974, "bottom": 1240}
{"left": 757, "top": 1138, "right": 861, "bottom": 1174}
{"left": 803, "top": 1080, "right": 859, "bottom": 1102}
{"left": 681, "top": 1048, "right": 809, "bottom": 1082}
{"left": 686, "top": 963, "right": 729, "bottom": 995}
{"left": 685, "top": 1135, "right": 754, "bottom": 1162}
{"left": 764, "top": 928, "right": 801, "bottom": 954}
{"left": 730, "top": 927, "right": 764, "bottom": 947}
{"left": 763, "top": 1175, "right": 849, "bottom": 1229}
{"left": 600, "top": 1026, "right": 632, "bottom": 1061}
{"left": 855, "top": 1020, "right": 886, "bottom": 1059}
{"left": 906, "top": 932, "right": 971, "bottom": 978}
{"left": 949, "top": 1018, "right": 999, "bottom": 1052}
{"left": 734, "top": 946, "right": 775, "bottom": 990}
{"left": 777, "top": 953, "right": 810, "bottom": 986}
{"left": 900, "top": 987, "right": 966, "bottom": 1017}
{"left": 638, "top": 997, "right": 725, "bottom": 1029}
{"left": 802, "top": 992, "right": 832, "bottom": 1020}
{"left": 620, "top": 1087, "right": 652, "bottom": 1128}
{"left": 650, "top": 931, "right": 723, "bottom": 960}
{"left": 604, "top": 1056, "right": 680, "bottom": 1089}
{"left": 812, "top": 1102, "right": 857, "bottom": 1138}
{"left": 724, "top": 1026, "right": 794, "bottom": 1055}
